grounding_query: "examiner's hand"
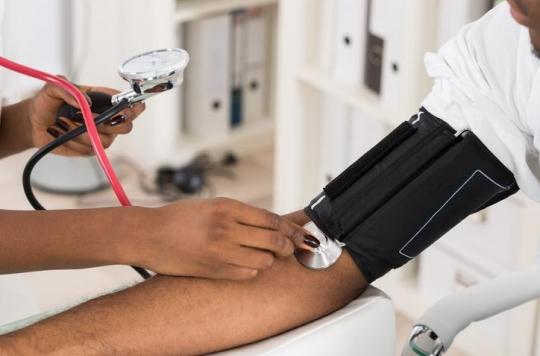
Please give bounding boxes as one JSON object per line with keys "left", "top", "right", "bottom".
{"left": 130, "top": 198, "right": 312, "bottom": 280}
{"left": 28, "top": 80, "right": 145, "bottom": 156}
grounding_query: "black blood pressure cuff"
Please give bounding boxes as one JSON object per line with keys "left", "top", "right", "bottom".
{"left": 305, "top": 108, "right": 518, "bottom": 282}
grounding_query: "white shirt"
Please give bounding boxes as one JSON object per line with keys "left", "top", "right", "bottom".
{"left": 423, "top": 2, "right": 540, "bottom": 201}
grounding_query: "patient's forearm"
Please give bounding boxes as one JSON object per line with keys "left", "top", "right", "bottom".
{"left": 1, "top": 252, "right": 366, "bottom": 355}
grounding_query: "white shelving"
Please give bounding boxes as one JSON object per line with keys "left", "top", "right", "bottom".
{"left": 274, "top": 0, "right": 438, "bottom": 212}
{"left": 274, "top": 1, "right": 540, "bottom": 355}
{"left": 72, "top": 0, "right": 278, "bottom": 168}
{"left": 175, "top": 0, "right": 278, "bottom": 23}
{"left": 174, "top": 0, "right": 278, "bottom": 163}
{"left": 175, "top": 119, "right": 275, "bottom": 164}
{"left": 297, "top": 65, "right": 397, "bottom": 126}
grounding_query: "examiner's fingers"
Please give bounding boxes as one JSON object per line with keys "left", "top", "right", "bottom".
{"left": 93, "top": 115, "right": 134, "bottom": 135}
{"left": 283, "top": 210, "right": 311, "bottom": 227}
{"left": 56, "top": 117, "right": 116, "bottom": 148}
{"left": 234, "top": 224, "right": 295, "bottom": 258}
{"left": 87, "top": 86, "right": 119, "bottom": 96}
{"left": 125, "top": 101, "right": 146, "bottom": 118}
{"left": 106, "top": 120, "right": 134, "bottom": 135}
{"left": 50, "top": 135, "right": 94, "bottom": 156}
{"left": 43, "top": 81, "right": 91, "bottom": 109}
{"left": 89, "top": 103, "right": 143, "bottom": 136}
{"left": 231, "top": 201, "right": 309, "bottom": 249}
{"left": 72, "top": 132, "right": 115, "bottom": 149}
{"left": 48, "top": 130, "right": 108, "bottom": 156}
{"left": 223, "top": 247, "right": 276, "bottom": 271}
{"left": 87, "top": 87, "right": 146, "bottom": 119}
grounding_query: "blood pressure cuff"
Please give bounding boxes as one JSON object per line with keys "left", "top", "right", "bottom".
{"left": 305, "top": 108, "right": 518, "bottom": 282}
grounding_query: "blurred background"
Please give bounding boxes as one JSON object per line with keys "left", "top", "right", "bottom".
{"left": 0, "top": 0, "right": 538, "bottom": 355}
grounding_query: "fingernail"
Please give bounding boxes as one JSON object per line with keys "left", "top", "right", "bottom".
{"left": 304, "top": 234, "right": 320, "bottom": 248}
{"left": 109, "top": 115, "right": 127, "bottom": 127}
{"left": 47, "top": 127, "right": 61, "bottom": 138}
{"left": 56, "top": 118, "right": 70, "bottom": 132}
{"left": 73, "top": 111, "right": 84, "bottom": 123}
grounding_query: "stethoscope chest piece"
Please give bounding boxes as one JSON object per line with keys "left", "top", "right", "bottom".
{"left": 295, "top": 221, "right": 345, "bottom": 270}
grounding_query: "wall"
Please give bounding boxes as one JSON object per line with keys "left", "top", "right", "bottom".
{"left": 1, "top": 0, "right": 71, "bottom": 102}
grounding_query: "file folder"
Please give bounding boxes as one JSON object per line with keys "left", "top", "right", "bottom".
{"left": 319, "top": 98, "right": 351, "bottom": 186}
{"left": 243, "top": 8, "right": 270, "bottom": 124}
{"left": 348, "top": 109, "right": 389, "bottom": 165}
{"left": 365, "top": 0, "right": 406, "bottom": 103}
{"left": 333, "top": 0, "right": 369, "bottom": 88}
{"left": 231, "top": 10, "right": 247, "bottom": 128}
{"left": 184, "top": 14, "right": 232, "bottom": 138}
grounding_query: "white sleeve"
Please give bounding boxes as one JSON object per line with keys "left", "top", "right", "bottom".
{"left": 422, "top": 2, "right": 540, "bottom": 201}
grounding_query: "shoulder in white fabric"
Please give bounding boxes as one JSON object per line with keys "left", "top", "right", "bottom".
{"left": 422, "top": 2, "right": 540, "bottom": 201}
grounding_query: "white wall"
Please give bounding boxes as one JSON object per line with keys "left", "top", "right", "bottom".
{"left": 71, "top": 0, "right": 181, "bottom": 166}
{"left": 1, "top": 0, "right": 71, "bottom": 102}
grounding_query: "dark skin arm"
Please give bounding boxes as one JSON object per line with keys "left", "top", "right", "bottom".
{"left": 0, "top": 99, "right": 34, "bottom": 157}
{"left": 0, "top": 199, "right": 310, "bottom": 280}
{"left": 0, "top": 81, "right": 310, "bottom": 280}
{"left": 0, "top": 212, "right": 368, "bottom": 355}
{"left": 0, "top": 83, "right": 144, "bottom": 159}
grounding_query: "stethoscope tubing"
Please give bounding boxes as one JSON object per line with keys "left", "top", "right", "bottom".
{"left": 21, "top": 99, "right": 152, "bottom": 280}
{"left": 22, "top": 99, "right": 130, "bottom": 211}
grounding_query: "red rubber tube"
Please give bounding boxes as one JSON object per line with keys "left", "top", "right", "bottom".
{"left": 0, "top": 56, "right": 131, "bottom": 206}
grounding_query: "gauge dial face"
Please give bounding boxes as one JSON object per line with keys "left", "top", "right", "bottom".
{"left": 119, "top": 49, "right": 189, "bottom": 78}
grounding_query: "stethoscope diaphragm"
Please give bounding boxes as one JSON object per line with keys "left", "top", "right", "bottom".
{"left": 295, "top": 222, "right": 345, "bottom": 270}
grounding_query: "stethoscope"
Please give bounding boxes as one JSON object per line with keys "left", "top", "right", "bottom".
{"left": 0, "top": 48, "right": 189, "bottom": 279}
{"left": 295, "top": 222, "right": 346, "bottom": 270}
{"left": 0, "top": 48, "right": 342, "bottom": 276}
{"left": 20, "top": 48, "right": 190, "bottom": 214}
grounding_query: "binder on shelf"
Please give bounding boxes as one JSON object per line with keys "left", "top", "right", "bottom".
{"left": 184, "top": 14, "right": 232, "bottom": 139}
{"left": 332, "top": 0, "right": 369, "bottom": 88}
{"left": 231, "top": 10, "right": 247, "bottom": 128}
{"left": 243, "top": 7, "right": 270, "bottom": 125}
{"left": 319, "top": 97, "right": 351, "bottom": 186}
{"left": 364, "top": 31, "right": 384, "bottom": 95}
{"left": 365, "top": 0, "right": 406, "bottom": 102}
{"left": 319, "top": 0, "right": 337, "bottom": 70}
{"left": 177, "top": 24, "right": 186, "bottom": 134}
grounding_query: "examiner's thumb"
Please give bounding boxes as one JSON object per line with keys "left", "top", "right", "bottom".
{"left": 286, "top": 222, "right": 321, "bottom": 252}
{"left": 46, "top": 75, "right": 93, "bottom": 108}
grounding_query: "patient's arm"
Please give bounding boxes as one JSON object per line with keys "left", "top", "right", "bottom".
{"left": 0, "top": 213, "right": 367, "bottom": 355}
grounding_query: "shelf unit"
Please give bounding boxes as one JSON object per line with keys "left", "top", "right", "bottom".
{"left": 174, "top": 119, "right": 275, "bottom": 164}
{"left": 274, "top": 1, "right": 540, "bottom": 355}
{"left": 297, "top": 65, "right": 396, "bottom": 126}
{"left": 273, "top": 0, "right": 438, "bottom": 212}
{"left": 71, "top": 0, "right": 278, "bottom": 167}
{"left": 175, "top": 0, "right": 278, "bottom": 23}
